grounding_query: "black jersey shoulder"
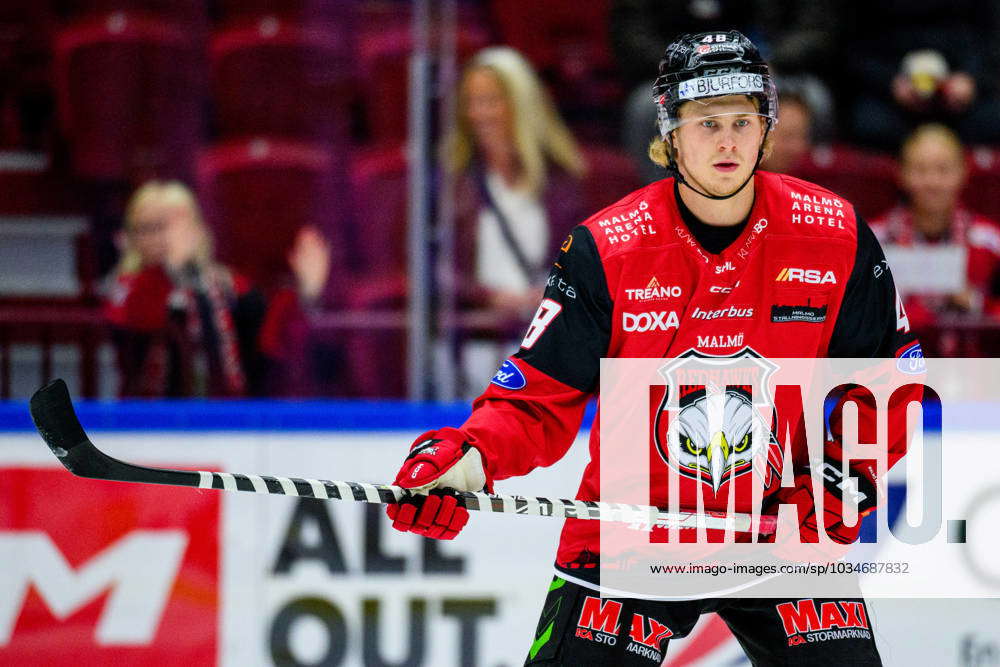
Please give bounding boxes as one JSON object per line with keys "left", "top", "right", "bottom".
{"left": 514, "top": 226, "right": 613, "bottom": 393}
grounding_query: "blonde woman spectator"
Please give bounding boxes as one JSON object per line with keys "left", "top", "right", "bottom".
{"left": 872, "top": 124, "right": 1000, "bottom": 328}
{"left": 444, "top": 46, "right": 588, "bottom": 314}
{"left": 104, "top": 180, "right": 330, "bottom": 396}
{"left": 441, "top": 47, "right": 587, "bottom": 388}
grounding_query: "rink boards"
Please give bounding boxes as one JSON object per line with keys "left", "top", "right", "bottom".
{"left": 0, "top": 402, "right": 998, "bottom": 666}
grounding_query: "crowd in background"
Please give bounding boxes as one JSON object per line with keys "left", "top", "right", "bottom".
{"left": 2, "top": 0, "right": 1000, "bottom": 399}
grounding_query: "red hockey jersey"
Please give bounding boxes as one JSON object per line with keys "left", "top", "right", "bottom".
{"left": 456, "top": 172, "right": 919, "bottom": 582}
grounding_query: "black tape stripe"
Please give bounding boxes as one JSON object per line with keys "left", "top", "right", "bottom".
{"left": 290, "top": 478, "right": 314, "bottom": 497}
{"left": 233, "top": 474, "right": 255, "bottom": 492}
{"left": 260, "top": 476, "right": 284, "bottom": 494}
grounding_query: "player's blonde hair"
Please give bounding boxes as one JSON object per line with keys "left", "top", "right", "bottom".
{"left": 648, "top": 96, "right": 774, "bottom": 168}
{"left": 116, "top": 180, "right": 214, "bottom": 275}
{"left": 443, "top": 46, "right": 585, "bottom": 194}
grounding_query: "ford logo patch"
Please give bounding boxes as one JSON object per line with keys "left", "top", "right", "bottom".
{"left": 491, "top": 359, "right": 527, "bottom": 390}
{"left": 897, "top": 342, "right": 926, "bottom": 375}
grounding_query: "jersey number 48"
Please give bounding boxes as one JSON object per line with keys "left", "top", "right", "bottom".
{"left": 522, "top": 299, "right": 563, "bottom": 349}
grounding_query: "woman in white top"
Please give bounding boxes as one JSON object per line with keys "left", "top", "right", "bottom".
{"left": 444, "top": 46, "right": 587, "bottom": 315}
{"left": 441, "top": 47, "right": 588, "bottom": 389}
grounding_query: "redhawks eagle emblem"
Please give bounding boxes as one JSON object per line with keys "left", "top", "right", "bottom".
{"left": 652, "top": 347, "right": 783, "bottom": 493}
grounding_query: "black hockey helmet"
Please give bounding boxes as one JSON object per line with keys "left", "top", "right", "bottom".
{"left": 652, "top": 30, "right": 778, "bottom": 200}
{"left": 653, "top": 30, "right": 778, "bottom": 139}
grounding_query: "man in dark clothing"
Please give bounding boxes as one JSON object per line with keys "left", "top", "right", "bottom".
{"left": 839, "top": 0, "right": 1000, "bottom": 149}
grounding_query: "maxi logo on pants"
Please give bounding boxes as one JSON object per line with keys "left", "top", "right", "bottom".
{"left": 575, "top": 596, "right": 673, "bottom": 661}
{"left": 775, "top": 600, "right": 871, "bottom": 646}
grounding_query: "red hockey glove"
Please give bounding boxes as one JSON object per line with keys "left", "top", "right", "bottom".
{"left": 772, "top": 473, "right": 863, "bottom": 545}
{"left": 386, "top": 428, "right": 492, "bottom": 540}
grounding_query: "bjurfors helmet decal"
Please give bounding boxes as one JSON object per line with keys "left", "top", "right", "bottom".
{"left": 653, "top": 30, "right": 778, "bottom": 139}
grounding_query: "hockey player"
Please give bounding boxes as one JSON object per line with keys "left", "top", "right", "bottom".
{"left": 387, "top": 31, "right": 919, "bottom": 665}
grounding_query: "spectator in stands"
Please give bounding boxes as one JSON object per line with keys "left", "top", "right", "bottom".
{"left": 611, "top": 0, "right": 758, "bottom": 184}
{"left": 441, "top": 46, "right": 587, "bottom": 388}
{"left": 757, "top": 1, "right": 839, "bottom": 142}
{"left": 758, "top": 0, "right": 839, "bottom": 81}
{"left": 104, "top": 180, "right": 330, "bottom": 397}
{"left": 612, "top": 0, "right": 838, "bottom": 182}
{"left": 761, "top": 90, "right": 814, "bottom": 175}
{"left": 872, "top": 124, "right": 1000, "bottom": 329}
{"left": 444, "top": 47, "right": 587, "bottom": 314}
{"left": 839, "top": 1, "right": 1000, "bottom": 150}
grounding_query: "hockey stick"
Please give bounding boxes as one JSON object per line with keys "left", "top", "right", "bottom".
{"left": 28, "top": 379, "right": 776, "bottom": 534}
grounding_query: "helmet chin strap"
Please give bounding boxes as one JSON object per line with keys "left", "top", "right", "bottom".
{"left": 667, "top": 124, "right": 771, "bottom": 201}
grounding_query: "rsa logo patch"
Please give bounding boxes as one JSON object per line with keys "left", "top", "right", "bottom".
{"left": 775, "top": 267, "right": 837, "bottom": 285}
{"left": 0, "top": 467, "right": 219, "bottom": 666}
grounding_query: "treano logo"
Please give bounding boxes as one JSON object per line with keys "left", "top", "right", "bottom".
{"left": 625, "top": 276, "right": 682, "bottom": 301}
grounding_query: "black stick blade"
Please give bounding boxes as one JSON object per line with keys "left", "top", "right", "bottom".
{"left": 30, "top": 379, "right": 91, "bottom": 463}
{"left": 29, "top": 378, "right": 123, "bottom": 480}
{"left": 29, "top": 378, "right": 207, "bottom": 488}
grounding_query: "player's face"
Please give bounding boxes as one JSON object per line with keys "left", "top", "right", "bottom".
{"left": 901, "top": 134, "right": 966, "bottom": 217}
{"left": 672, "top": 96, "right": 766, "bottom": 196}
{"left": 462, "top": 68, "right": 514, "bottom": 153}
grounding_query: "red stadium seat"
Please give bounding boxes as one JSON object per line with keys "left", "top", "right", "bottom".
{"left": 59, "top": 1, "right": 207, "bottom": 26}
{"left": 0, "top": 301, "right": 106, "bottom": 398}
{"left": 196, "top": 137, "right": 348, "bottom": 291}
{"left": 338, "top": 144, "right": 408, "bottom": 397}
{"left": 53, "top": 13, "right": 203, "bottom": 181}
{"left": 347, "top": 144, "right": 408, "bottom": 278}
{"left": 358, "top": 22, "right": 490, "bottom": 143}
{"left": 0, "top": 168, "right": 83, "bottom": 215}
{"left": 965, "top": 147, "right": 1000, "bottom": 221}
{"left": 0, "top": 4, "right": 56, "bottom": 152}
{"left": 580, "top": 143, "right": 643, "bottom": 213}
{"left": 790, "top": 144, "right": 900, "bottom": 220}
{"left": 209, "top": 17, "right": 354, "bottom": 142}
{"left": 489, "top": 0, "right": 613, "bottom": 78}
{"left": 488, "top": 0, "right": 620, "bottom": 119}
{"left": 0, "top": 2, "right": 54, "bottom": 41}
{"left": 215, "top": 0, "right": 353, "bottom": 25}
